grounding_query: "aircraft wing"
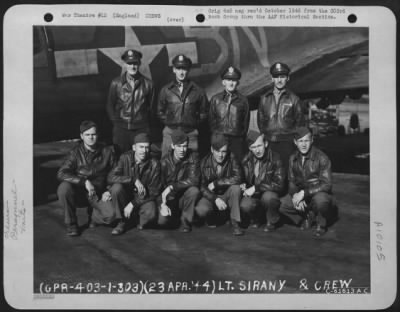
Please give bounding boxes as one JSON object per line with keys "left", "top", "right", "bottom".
{"left": 288, "top": 41, "right": 368, "bottom": 98}
{"left": 238, "top": 28, "right": 368, "bottom": 108}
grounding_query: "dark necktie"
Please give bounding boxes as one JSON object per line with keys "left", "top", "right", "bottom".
{"left": 217, "top": 164, "right": 222, "bottom": 177}
{"left": 254, "top": 160, "right": 260, "bottom": 178}
{"left": 177, "top": 82, "right": 183, "bottom": 94}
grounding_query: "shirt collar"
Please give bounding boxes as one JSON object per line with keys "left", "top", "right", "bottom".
{"left": 273, "top": 87, "right": 286, "bottom": 96}
{"left": 132, "top": 152, "right": 149, "bottom": 167}
{"left": 294, "top": 146, "right": 315, "bottom": 161}
{"left": 212, "top": 155, "right": 227, "bottom": 168}
{"left": 169, "top": 79, "right": 192, "bottom": 90}
{"left": 223, "top": 90, "right": 238, "bottom": 99}
{"left": 266, "top": 87, "right": 288, "bottom": 97}
{"left": 82, "top": 143, "right": 100, "bottom": 155}
{"left": 122, "top": 71, "right": 141, "bottom": 84}
{"left": 252, "top": 146, "right": 271, "bottom": 163}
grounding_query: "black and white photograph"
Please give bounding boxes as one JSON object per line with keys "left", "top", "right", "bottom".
{"left": 3, "top": 4, "right": 397, "bottom": 310}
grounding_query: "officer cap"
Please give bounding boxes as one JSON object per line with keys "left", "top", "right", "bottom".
{"left": 294, "top": 127, "right": 312, "bottom": 140}
{"left": 270, "top": 62, "right": 290, "bottom": 77}
{"left": 172, "top": 54, "right": 192, "bottom": 69}
{"left": 80, "top": 120, "right": 97, "bottom": 133}
{"left": 246, "top": 130, "right": 263, "bottom": 146}
{"left": 171, "top": 129, "right": 188, "bottom": 145}
{"left": 221, "top": 66, "right": 241, "bottom": 80}
{"left": 133, "top": 132, "right": 150, "bottom": 144}
{"left": 121, "top": 49, "right": 142, "bottom": 64}
{"left": 211, "top": 133, "right": 229, "bottom": 150}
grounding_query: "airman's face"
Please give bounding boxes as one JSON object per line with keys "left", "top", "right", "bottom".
{"left": 222, "top": 79, "right": 239, "bottom": 93}
{"left": 173, "top": 67, "right": 189, "bottom": 82}
{"left": 294, "top": 133, "right": 313, "bottom": 155}
{"left": 80, "top": 127, "right": 98, "bottom": 148}
{"left": 133, "top": 142, "right": 150, "bottom": 162}
{"left": 172, "top": 140, "right": 189, "bottom": 160}
{"left": 125, "top": 61, "right": 140, "bottom": 76}
{"left": 211, "top": 145, "right": 228, "bottom": 164}
{"left": 249, "top": 136, "right": 268, "bottom": 159}
{"left": 272, "top": 75, "right": 289, "bottom": 90}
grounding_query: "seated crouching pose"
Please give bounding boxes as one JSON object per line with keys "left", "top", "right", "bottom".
{"left": 280, "top": 127, "right": 334, "bottom": 237}
{"left": 240, "top": 131, "right": 285, "bottom": 232}
{"left": 57, "top": 120, "right": 117, "bottom": 236}
{"left": 158, "top": 129, "right": 201, "bottom": 233}
{"left": 195, "top": 133, "right": 244, "bottom": 236}
{"left": 108, "top": 133, "right": 161, "bottom": 235}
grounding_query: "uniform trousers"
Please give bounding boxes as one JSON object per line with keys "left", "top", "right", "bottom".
{"left": 109, "top": 183, "right": 157, "bottom": 227}
{"left": 279, "top": 192, "right": 332, "bottom": 227}
{"left": 240, "top": 191, "right": 281, "bottom": 225}
{"left": 161, "top": 126, "right": 198, "bottom": 157}
{"left": 57, "top": 181, "right": 94, "bottom": 225}
{"left": 158, "top": 186, "right": 200, "bottom": 227}
{"left": 113, "top": 125, "right": 150, "bottom": 155}
{"left": 269, "top": 140, "right": 295, "bottom": 194}
{"left": 195, "top": 185, "right": 242, "bottom": 223}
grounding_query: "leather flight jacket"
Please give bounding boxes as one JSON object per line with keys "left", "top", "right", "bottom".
{"left": 107, "top": 150, "right": 162, "bottom": 207}
{"left": 157, "top": 80, "right": 209, "bottom": 132}
{"left": 242, "top": 147, "right": 285, "bottom": 196}
{"left": 161, "top": 149, "right": 200, "bottom": 197}
{"left": 288, "top": 146, "right": 332, "bottom": 199}
{"left": 57, "top": 142, "right": 116, "bottom": 192}
{"left": 200, "top": 153, "right": 243, "bottom": 202}
{"left": 257, "top": 88, "right": 304, "bottom": 142}
{"left": 209, "top": 90, "right": 250, "bottom": 137}
{"left": 107, "top": 72, "right": 155, "bottom": 130}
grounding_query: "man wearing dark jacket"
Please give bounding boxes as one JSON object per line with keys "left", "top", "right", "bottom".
{"left": 280, "top": 127, "right": 333, "bottom": 237}
{"left": 240, "top": 131, "right": 285, "bottom": 232}
{"left": 195, "top": 133, "right": 244, "bottom": 236}
{"left": 108, "top": 133, "right": 161, "bottom": 235}
{"left": 209, "top": 66, "right": 250, "bottom": 160}
{"left": 107, "top": 49, "right": 155, "bottom": 154}
{"left": 157, "top": 54, "right": 209, "bottom": 157}
{"left": 257, "top": 62, "right": 305, "bottom": 171}
{"left": 158, "top": 129, "right": 201, "bottom": 232}
{"left": 57, "top": 120, "right": 117, "bottom": 236}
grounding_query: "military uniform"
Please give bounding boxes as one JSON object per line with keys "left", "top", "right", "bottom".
{"left": 195, "top": 134, "right": 244, "bottom": 235}
{"left": 157, "top": 54, "right": 208, "bottom": 157}
{"left": 107, "top": 134, "right": 162, "bottom": 232}
{"left": 57, "top": 121, "right": 117, "bottom": 235}
{"left": 257, "top": 62, "right": 304, "bottom": 170}
{"left": 209, "top": 66, "right": 250, "bottom": 160}
{"left": 240, "top": 131, "right": 285, "bottom": 230}
{"left": 107, "top": 49, "right": 155, "bottom": 154}
{"left": 280, "top": 128, "right": 333, "bottom": 236}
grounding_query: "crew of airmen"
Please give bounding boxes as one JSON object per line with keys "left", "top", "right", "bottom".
{"left": 57, "top": 49, "right": 334, "bottom": 239}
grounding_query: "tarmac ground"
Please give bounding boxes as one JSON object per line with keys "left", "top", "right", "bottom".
{"left": 33, "top": 132, "right": 370, "bottom": 295}
{"left": 34, "top": 173, "right": 370, "bottom": 294}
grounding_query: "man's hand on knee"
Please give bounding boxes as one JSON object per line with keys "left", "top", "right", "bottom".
{"left": 295, "top": 200, "right": 307, "bottom": 212}
{"left": 101, "top": 191, "right": 112, "bottom": 202}
{"left": 124, "top": 202, "right": 135, "bottom": 218}
{"left": 85, "top": 180, "right": 96, "bottom": 198}
{"left": 243, "top": 186, "right": 255, "bottom": 197}
{"left": 160, "top": 203, "right": 171, "bottom": 216}
{"left": 292, "top": 190, "right": 305, "bottom": 207}
{"left": 215, "top": 198, "right": 227, "bottom": 211}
